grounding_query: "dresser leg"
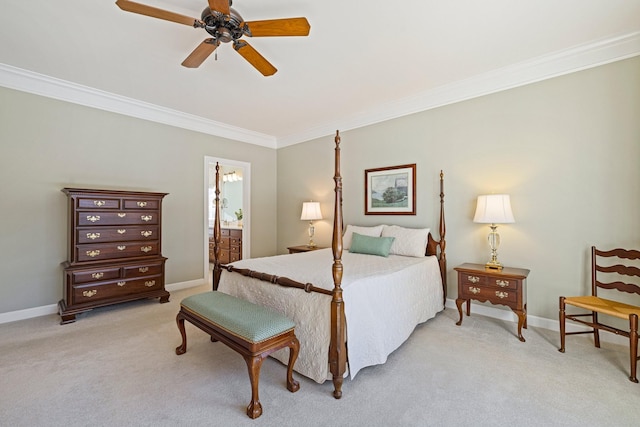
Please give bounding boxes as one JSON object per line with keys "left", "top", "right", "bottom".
{"left": 455, "top": 298, "right": 466, "bottom": 325}
{"left": 515, "top": 310, "right": 526, "bottom": 342}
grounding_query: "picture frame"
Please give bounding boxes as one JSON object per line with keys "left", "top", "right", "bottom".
{"left": 365, "top": 163, "right": 416, "bottom": 215}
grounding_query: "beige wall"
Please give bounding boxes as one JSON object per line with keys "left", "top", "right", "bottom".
{"left": 277, "top": 56, "right": 640, "bottom": 320}
{"left": 0, "top": 88, "right": 278, "bottom": 314}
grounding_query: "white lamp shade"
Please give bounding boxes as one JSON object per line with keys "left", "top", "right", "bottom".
{"left": 300, "top": 202, "right": 323, "bottom": 221}
{"left": 473, "top": 194, "right": 515, "bottom": 224}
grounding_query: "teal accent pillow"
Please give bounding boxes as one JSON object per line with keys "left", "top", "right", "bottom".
{"left": 348, "top": 232, "right": 395, "bottom": 257}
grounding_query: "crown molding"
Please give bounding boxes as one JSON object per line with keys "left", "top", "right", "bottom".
{"left": 0, "top": 63, "right": 277, "bottom": 149}
{"left": 1, "top": 31, "right": 639, "bottom": 150}
{"left": 276, "top": 31, "right": 640, "bottom": 148}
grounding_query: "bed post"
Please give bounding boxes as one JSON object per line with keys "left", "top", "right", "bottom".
{"left": 438, "top": 170, "right": 447, "bottom": 304}
{"left": 212, "top": 162, "right": 222, "bottom": 290}
{"left": 329, "top": 130, "right": 347, "bottom": 399}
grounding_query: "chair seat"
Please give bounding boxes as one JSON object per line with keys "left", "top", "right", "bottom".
{"left": 564, "top": 295, "right": 640, "bottom": 320}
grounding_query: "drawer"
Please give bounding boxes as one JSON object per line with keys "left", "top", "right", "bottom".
{"left": 123, "top": 262, "right": 164, "bottom": 278}
{"left": 77, "top": 197, "right": 120, "bottom": 210}
{"left": 229, "top": 237, "right": 241, "bottom": 246}
{"left": 77, "top": 226, "right": 159, "bottom": 243}
{"left": 459, "top": 273, "right": 518, "bottom": 290}
{"left": 220, "top": 237, "right": 230, "bottom": 249}
{"left": 72, "top": 275, "right": 163, "bottom": 303}
{"left": 485, "top": 277, "right": 518, "bottom": 290}
{"left": 459, "top": 273, "right": 488, "bottom": 286}
{"left": 229, "top": 229, "right": 242, "bottom": 238}
{"left": 229, "top": 252, "right": 241, "bottom": 263}
{"left": 122, "top": 199, "right": 159, "bottom": 210}
{"left": 221, "top": 229, "right": 230, "bottom": 237}
{"left": 460, "top": 284, "right": 517, "bottom": 304}
{"left": 77, "top": 211, "right": 159, "bottom": 226}
{"left": 75, "top": 242, "right": 160, "bottom": 262}
{"left": 72, "top": 267, "right": 121, "bottom": 284}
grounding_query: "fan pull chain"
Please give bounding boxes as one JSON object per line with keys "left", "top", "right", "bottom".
{"left": 215, "top": 50, "right": 218, "bottom": 61}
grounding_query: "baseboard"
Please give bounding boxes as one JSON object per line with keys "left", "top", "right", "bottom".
{"left": 0, "top": 278, "right": 207, "bottom": 325}
{"left": 444, "top": 298, "right": 628, "bottom": 346}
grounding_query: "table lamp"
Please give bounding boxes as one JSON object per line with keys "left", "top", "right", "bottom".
{"left": 300, "top": 201, "right": 322, "bottom": 247}
{"left": 473, "top": 194, "right": 515, "bottom": 270}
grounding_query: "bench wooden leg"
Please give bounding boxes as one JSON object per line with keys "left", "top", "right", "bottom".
{"left": 243, "top": 355, "right": 265, "bottom": 419}
{"left": 286, "top": 337, "right": 301, "bottom": 393}
{"left": 175, "top": 313, "right": 187, "bottom": 355}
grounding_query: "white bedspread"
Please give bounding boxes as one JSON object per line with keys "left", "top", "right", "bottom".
{"left": 217, "top": 248, "right": 444, "bottom": 383}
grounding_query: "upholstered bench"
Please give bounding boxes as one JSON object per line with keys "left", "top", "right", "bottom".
{"left": 175, "top": 291, "right": 300, "bottom": 419}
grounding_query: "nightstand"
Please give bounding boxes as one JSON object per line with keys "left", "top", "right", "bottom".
{"left": 287, "top": 245, "right": 326, "bottom": 254}
{"left": 454, "top": 263, "right": 530, "bottom": 342}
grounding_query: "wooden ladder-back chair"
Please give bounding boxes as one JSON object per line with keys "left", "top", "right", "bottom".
{"left": 559, "top": 246, "right": 640, "bottom": 383}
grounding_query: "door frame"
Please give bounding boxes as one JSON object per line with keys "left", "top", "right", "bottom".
{"left": 203, "top": 156, "right": 251, "bottom": 281}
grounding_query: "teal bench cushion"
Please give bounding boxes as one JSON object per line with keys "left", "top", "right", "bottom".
{"left": 180, "top": 291, "right": 295, "bottom": 344}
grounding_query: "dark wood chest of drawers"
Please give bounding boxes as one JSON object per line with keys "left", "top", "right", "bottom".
{"left": 454, "top": 263, "right": 530, "bottom": 341}
{"left": 59, "top": 188, "right": 169, "bottom": 324}
{"left": 209, "top": 228, "right": 242, "bottom": 264}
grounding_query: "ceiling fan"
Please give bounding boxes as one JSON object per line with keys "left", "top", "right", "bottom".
{"left": 115, "top": 0, "right": 310, "bottom": 76}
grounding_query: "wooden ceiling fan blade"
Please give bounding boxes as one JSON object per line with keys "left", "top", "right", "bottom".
{"left": 208, "top": 0, "right": 230, "bottom": 15}
{"left": 245, "top": 17, "right": 311, "bottom": 37}
{"left": 116, "top": 0, "right": 199, "bottom": 27}
{"left": 233, "top": 41, "right": 277, "bottom": 76}
{"left": 181, "top": 39, "right": 219, "bottom": 68}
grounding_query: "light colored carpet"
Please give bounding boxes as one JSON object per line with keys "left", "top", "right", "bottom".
{"left": 1, "top": 284, "right": 639, "bottom": 426}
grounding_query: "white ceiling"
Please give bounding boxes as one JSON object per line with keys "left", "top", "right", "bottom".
{"left": 1, "top": 1, "right": 639, "bottom": 148}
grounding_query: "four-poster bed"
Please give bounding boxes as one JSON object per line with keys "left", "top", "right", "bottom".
{"left": 212, "top": 131, "right": 447, "bottom": 398}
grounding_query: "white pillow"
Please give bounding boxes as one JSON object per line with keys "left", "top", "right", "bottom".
{"left": 381, "top": 225, "right": 430, "bottom": 257}
{"left": 342, "top": 225, "right": 384, "bottom": 249}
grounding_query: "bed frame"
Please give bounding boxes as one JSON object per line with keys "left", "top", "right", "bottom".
{"left": 212, "top": 130, "right": 447, "bottom": 399}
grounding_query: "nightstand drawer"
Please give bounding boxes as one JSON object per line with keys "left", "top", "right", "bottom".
{"left": 461, "top": 285, "right": 517, "bottom": 303}
{"left": 459, "top": 273, "right": 488, "bottom": 286}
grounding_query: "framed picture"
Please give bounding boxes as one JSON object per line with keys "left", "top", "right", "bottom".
{"left": 365, "top": 164, "right": 416, "bottom": 215}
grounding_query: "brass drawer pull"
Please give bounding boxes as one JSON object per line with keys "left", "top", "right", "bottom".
{"left": 468, "top": 275, "right": 480, "bottom": 284}
{"left": 86, "top": 250, "right": 100, "bottom": 258}
{"left": 118, "top": 213, "right": 126, "bottom": 218}
{"left": 117, "top": 245, "right": 126, "bottom": 251}
{"left": 137, "top": 201, "right": 147, "bottom": 207}
{"left": 117, "top": 281, "right": 126, "bottom": 287}
{"left": 141, "top": 230, "right": 153, "bottom": 238}
{"left": 141, "top": 246, "right": 152, "bottom": 253}
{"left": 496, "top": 280, "right": 509, "bottom": 287}
{"left": 86, "top": 232, "right": 101, "bottom": 240}
{"left": 117, "top": 229, "right": 126, "bottom": 234}
{"left": 469, "top": 286, "right": 481, "bottom": 294}
{"left": 495, "top": 291, "right": 509, "bottom": 299}
{"left": 141, "top": 215, "right": 153, "bottom": 222}
{"left": 145, "top": 280, "right": 155, "bottom": 287}
{"left": 83, "top": 290, "right": 97, "bottom": 297}
{"left": 87, "top": 215, "right": 100, "bottom": 223}
{"left": 139, "top": 267, "right": 149, "bottom": 273}
{"left": 91, "top": 272, "right": 104, "bottom": 279}
{"left": 93, "top": 200, "right": 105, "bottom": 207}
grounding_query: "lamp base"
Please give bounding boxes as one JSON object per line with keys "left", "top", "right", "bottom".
{"left": 485, "top": 260, "right": 503, "bottom": 270}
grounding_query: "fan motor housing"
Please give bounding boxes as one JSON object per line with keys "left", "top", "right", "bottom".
{"left": 201, "top": 7, "right": 246, "bottom": 43}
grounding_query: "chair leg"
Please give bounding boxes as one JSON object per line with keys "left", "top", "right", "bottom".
{"left": 593, "top": 312, "right": 601, "bottom": 348}
{"left": 558, "top": 297, "right": 566, "bottom": 353}
{"left": 630, "top": 314, "right": 639, "bottom": 383}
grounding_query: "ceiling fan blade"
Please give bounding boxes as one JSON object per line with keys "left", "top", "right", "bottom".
{"left": 233, "top": 40, "right": 277, "bottom": 76}
{"left": 181, "top": 39, "right": 219, "bottom": 68}
{"left": 208, "top": 0, "right": 230, "bottom": 15}
{"left": 245, "top": 17, "right": 311, "bottom": 37}
{"left": 116, "top": 0, "right": 199, "bottom": 27}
